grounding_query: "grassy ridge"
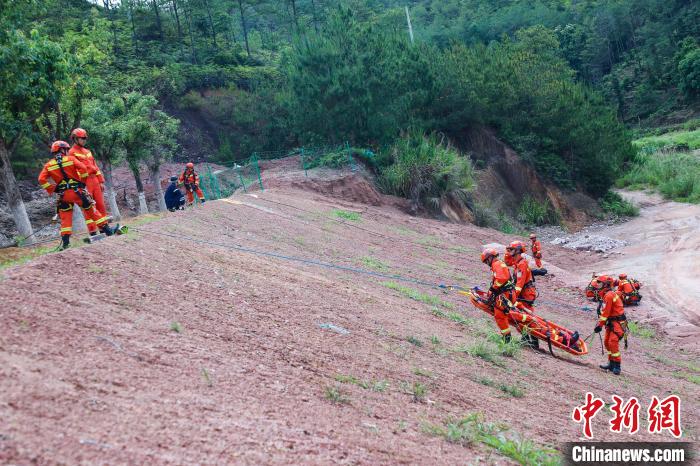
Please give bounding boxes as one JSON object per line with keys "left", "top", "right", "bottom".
{"left": 618, "top": 125, "right": 700, "bottom": 204}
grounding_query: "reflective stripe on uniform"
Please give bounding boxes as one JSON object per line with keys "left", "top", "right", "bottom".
{"left": 515, "top": 287, "right": 522, "bottom": 292}
{"left": 611, "top": 352, "right": 621, "bottom": 357}
{"left": 60, "top": 227, "right": 72, "bottom": 233}
{"left": 46, "top": 161, "right": 75, "bottom": 171}
{"left": 80, "top": 173, "right": 88, "bottom": 178}
{"left": 599, "top": 316, "right": 608, "bottom": 321}
{"left": 613, "top": 296, "right": 619, "bottom": 302}
{"left": 501, "top": 328, "right": 511, "bottom": 334}
{"left": 41, "top": 182, "right": 51, "bottom": 189}
{"left": 85, "top": 219, "right": 94, "bottom": 224}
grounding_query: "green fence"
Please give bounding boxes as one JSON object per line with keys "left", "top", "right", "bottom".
{"left": 199, "top": 144, "right": 375, "bottom": 201}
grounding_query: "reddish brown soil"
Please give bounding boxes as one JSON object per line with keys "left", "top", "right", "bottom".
{"left": 1, "top": 184, "right": 698, "bottom": 463}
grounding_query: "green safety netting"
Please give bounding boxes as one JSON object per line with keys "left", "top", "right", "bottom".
{"left": 198, "top": 144, "right": 375, "bottom": 200}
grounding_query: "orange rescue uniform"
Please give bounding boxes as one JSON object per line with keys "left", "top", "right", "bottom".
{"left": 598, "top": 290, "right": 626, "bottom": 363}
{"left": 179, "top": 168, "right": 205, "bottom": 204}
{"left": 69, "top": 144, "right": 106, "bottom": 218}
{"left": 38, "top": 155, "right": 108, "bottom": 237}
{"left": 514, "top": 256, "right": 537, "bottom": 311}
{"left": 489, "top": 258, "right": 516, "bottom": 337}
{"left": 531, "top": 239, "right": 543, "bottom": 268}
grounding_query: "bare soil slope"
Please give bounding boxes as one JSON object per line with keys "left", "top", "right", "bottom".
{"left": 1, "top": 185, "right": 698, "bottom": 464}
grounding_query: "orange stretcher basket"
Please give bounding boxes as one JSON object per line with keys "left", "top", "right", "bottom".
{"left": 456, "top": 286, "right": 588, "bottom": 357}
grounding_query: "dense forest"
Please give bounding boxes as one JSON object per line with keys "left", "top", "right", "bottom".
{"left": 1, "top": 0, "right": 699, "bottom": 236}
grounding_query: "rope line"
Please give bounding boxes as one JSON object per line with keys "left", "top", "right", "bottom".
{"left": 132, "top": 227, "right": 439, "bottom": 288}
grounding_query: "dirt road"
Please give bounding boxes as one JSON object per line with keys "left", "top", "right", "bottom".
{"left": 587, "top": 190, "right": 700, "bottom": 345}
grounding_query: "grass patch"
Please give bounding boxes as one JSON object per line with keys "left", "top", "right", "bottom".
{"left": 430, "top": 335, "right": 441, "bottom": 345}
{"left": 331, "top": 209, "right": 361, "bottom": 222}
{"left": 517, "top": 195, "right": 560, "bottom": 226}
{"left": 325, "top": 386, "right": 351, "bottom": 404}
{"left": 423, "top": 413, "right": 560, "bottom": 465}
{"left": 499, "top": 383, "right": 525, "bottom": 398}
{"left": 382, "top": 281, "right": 454, "bottom": 309}
{"left": 406, "top": 336, "right": 423, "bottom": 347}
{"left": 487, "top": 331, "right": 523, "bottom": 358}
{"left": 413, "top": 367, "right": 433, "bottom": 377}
{"left": 400, "top": 381, "right": 428, "bottom": 402}
{"left": 464, "top": 341, "right": 503, "bottom": 366}
{"left": 628, "top": 321, "right": 655, "bottom": 339}
{"left": 633, "top": 127, "right": 700, "bottom": 152}
{"left": 334, "top": 374, "right": 389, "bottom": 392}
{"left": 599, "top": 191, "right": 640, "bottom": 217}
{"left": 359, "top": 256, "right": 389, "bottom": 272}
{"left": 201, "top": 367, "right": 213, "bottom": 387}
{"left": 617, "top": 149, "right": 700, "bottom": 203}
{"left": 0, "top": 245, "right": 58, "bottom": 271}
{"left": 170, "top": 321, "right": 183, "bottom": 333}
{"left": 673, "top": 372, "right": 700, "bottom": 385}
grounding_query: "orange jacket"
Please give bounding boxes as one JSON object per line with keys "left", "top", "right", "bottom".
{"left": 179, "top": 169, "right": 199, "bottom": 186}
{"left": 491, "top": 258, "right": 513, "bottom": 290}
{"left": 514, "top": 256, "right": 536, "bottom": 297}
{"left": 69, "top": 145, "right": 104, "bottom": 183}
{"left": 531, "top": 240, "right": 542, "bottom": 258}
{"left": 598, "top": 290, "right": 624, "bottom": 326}
{"left": 618, "top": 280, "right": 635, "bottom": 294}
{"left": 38, "top": 155, "right": 89, "bottom": 195}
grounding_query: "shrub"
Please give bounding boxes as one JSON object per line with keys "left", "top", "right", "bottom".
{"left": 517, "top": 195, "right": 560, "bottom": 226}
{"left": 380, "top": 132, "right": 475, "bottom": 212}
{"left": 599, "top": 191, "right": 639, "bottom": 217}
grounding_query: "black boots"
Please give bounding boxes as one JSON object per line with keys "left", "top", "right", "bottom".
{"left": 522, "top": 333, "right": 539, "bottom": 349}
{"left": 503, "top": 333, "right": 512, "bottom": 344}
{"left": 600, "top": 361, "right": 621, "bottom": 375}
{"left": 100, "top": 223, "right": 119, "bottom": 237}
{"left": 61, "top": 234, "right": 70, "bottom": 250}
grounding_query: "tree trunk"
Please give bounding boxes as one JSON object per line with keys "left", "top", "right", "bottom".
{"left": 183, "top": 0, "right": 199, "bottom": 64}
{"left": 128, "top": 159, "right": 149, "bottom": 214}
{"left": 289, "top": 0, "right": 299, "bottom": 32}
{"left": 127, "top": 0, "right": 138, "bottom": 47}
{"left": 203, "top": 0, "right": 218, "bottom": 48}
{"left": 72, "top": 205, "right": 88, "bottom": 234}
{"left": 102, "top": 160, "right": 122, "bottom": 221}
{"left": 149, "top": 164, "right": 167, "bottom": 212}
{"left": 152, "top": 0, "right": 163, "bottom": 40}
{"left": 237, "top": 0, "right": 250, "bottom": 57}
{"left": 0, "top": 139, "right": 34, "bottom": 242}
{"left": 171, "top": 0, "right": 185, "bottom": 56}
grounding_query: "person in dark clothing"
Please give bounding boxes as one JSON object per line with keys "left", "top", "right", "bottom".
{"left": 164, "top": 176, "right": 186, "bottom": 211}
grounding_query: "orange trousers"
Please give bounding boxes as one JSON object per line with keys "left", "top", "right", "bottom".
{"left": 185, "top": 185, "right": 205, "bottom": 204}
{"left": 86, "top": 176, "right": 106, "bottom": 218}
{"left": 534, "top": 256, "right": 542, "bottom": 268}
{"left": 59, "top": 190, "right": 108, "bottom": 236}
{"left": 493, "top": 290, "right": 517, "bottom": 336}
{"left": 604, "top": 322, "right": 624, "bottom": 362}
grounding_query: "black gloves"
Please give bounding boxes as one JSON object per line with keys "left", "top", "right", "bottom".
{"left": 594, "top": 325, "right": 602, "bottom": 333}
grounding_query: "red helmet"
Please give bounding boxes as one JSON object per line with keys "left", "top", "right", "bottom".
{"left": 71, "top": 128, "right": 88, "bottom": 139}
{"left": 507, "top": 240, "right": 527, "bottom": 255}
{"left": 596, "top": 275, "right": 615, "bottom": 289}
{"left": 51, "top": 140, "right": 70, "bottom": 153}
{"left": 529, "top": 233, "right": 537, "bottom": 240}
{"left": 481, "top": 248, "right": 499, "bottom": 264}
{"left": 186, "top": 162, "right": 194, "bottom": 169}
{"left": 619, "top": 273, "right": 627, "bottom": 280}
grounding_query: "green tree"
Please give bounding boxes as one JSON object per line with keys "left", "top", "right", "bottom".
{"left": 0, "top": 26, "right": 68, "bottom": 240}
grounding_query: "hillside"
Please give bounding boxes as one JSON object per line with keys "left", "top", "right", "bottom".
{"left": 1, "top": 176, "right": 698, "bottom": 463}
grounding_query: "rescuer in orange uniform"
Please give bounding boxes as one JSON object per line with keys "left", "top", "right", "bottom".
{"left": 507, "top": 240, "right": 537, "bottom": 312}
{"left": 38, "top": 141, "right": 116, "bottom": 249}
{"left": 529, "top": 233, "right": 543, "bottom": 268}
{"left": 68, "top": 128, "right": 107, "bottom": 220}
{"left": 481, "top": 248, "right": 516, "bottom": 343}
{"left": 617, "top": 273, "right": 642, "bottom": 305}
{"left": 593, "top": 276, "right": 626, "bottom": 375}
{"left": 179, "top": 162, "right": 206, "bottom": 205}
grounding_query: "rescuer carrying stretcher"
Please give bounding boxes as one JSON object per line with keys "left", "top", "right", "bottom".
{"left": 38, "top": 141, "right": 119, "bottom": 249}
{"left": 480, "top": 248, "right": 517, "bottom": 343}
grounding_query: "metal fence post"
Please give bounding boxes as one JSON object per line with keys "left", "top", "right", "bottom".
{"left": 253, "top": 153, "right": 264, "bottom": 191}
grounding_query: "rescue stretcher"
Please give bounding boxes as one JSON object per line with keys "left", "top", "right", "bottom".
{"left": 443, "top": 285, "right": 588, "bottom": 356}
